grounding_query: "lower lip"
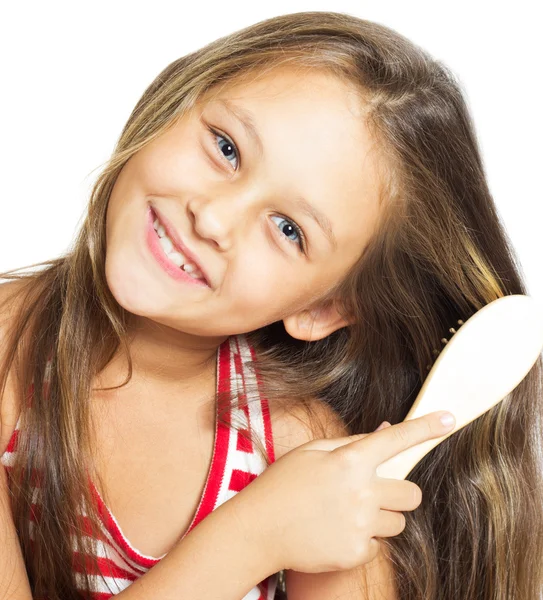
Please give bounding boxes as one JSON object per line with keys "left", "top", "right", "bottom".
{"left": 145, "top": 206, "right": 209, "bottom": 287}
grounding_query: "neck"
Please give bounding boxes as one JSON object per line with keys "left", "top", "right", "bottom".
{"left": 95, "top": 314, "right": 230, "bottom": 392}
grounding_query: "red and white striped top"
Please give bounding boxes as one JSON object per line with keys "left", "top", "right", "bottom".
{"left": 1, "top": 333, "right": 279, "bottom": 600}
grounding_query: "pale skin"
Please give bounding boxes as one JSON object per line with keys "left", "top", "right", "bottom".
{"left": 0, "top": 65, "right": 404, "bottom": 598}
{"left": 1, "top": 276, "right": 447, "bottom": 600}
{"left": 99, "top": 62, "right": 382, "bottom": 541}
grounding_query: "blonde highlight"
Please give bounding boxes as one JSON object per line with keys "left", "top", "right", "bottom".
{"left": 0, "top": 11, "right": 541, "bottom": 599}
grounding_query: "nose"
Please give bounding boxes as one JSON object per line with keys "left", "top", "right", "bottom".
{"left": 187, "top": 193, "right": 247, "bottom": 252}
{"left": 187, "top": 187, "right": 262, "bottom": 252}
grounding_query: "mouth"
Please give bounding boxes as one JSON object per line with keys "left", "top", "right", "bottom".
{"left": 147, "top": 206, "right": 211, "bottom": 287}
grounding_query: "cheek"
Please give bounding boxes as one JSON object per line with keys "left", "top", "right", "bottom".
{"left": 229, "top": 253, "right": 277, "bottom": 303}
{"left": 144, "top": 150, "right": 200, "bottom": 193}
{"left": 226, "top": 251, "right": 311, "bottom": 318}
{"left": 137, "top": 132, "right": 210, "bottom": 194}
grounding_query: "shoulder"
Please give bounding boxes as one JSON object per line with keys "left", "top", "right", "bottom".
{"left": 283, "top": 548, "right": 398, "bottom": 600}
{"left": 0, "top": 279, "right": 30, "bottom": 455}
{"left": 268, "top": 394, "right": 348, "bottom": 462}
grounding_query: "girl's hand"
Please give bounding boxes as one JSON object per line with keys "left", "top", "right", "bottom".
{"left": 229, "top": 411, "right": 455, "bottom": 574}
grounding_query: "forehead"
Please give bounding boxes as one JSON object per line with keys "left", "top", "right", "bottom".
{"left": 198, "top": 66, "right": 385, "bottom": 263}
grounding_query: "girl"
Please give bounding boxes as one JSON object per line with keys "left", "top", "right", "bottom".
{"left": 1, "top": 10, "right": 542, "bottom": 600}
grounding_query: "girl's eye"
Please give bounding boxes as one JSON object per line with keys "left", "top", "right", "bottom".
{"left": 270, "top": 215, "right": 306, "bottom": 253}
{"left": 207, "top": 126, "right": 239, "bottom": 170}
{"left": 206, "top": 124, "right": 306, "bottom": 254}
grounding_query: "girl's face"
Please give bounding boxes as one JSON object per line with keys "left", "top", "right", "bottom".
{"left": 105, "top": 66, "right": 383, "bottom": 340}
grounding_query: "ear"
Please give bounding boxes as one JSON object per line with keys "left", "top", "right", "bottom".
{"left": 283, "top": 298, "right": 354, "bottom": 342}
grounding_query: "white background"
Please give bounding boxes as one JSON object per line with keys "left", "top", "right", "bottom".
{"left": 1, "top": 1, "right": 541, "bottom": 300}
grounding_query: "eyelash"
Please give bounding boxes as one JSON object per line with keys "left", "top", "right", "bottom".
{"left": 205, "top": 124, "right": 307, "bottom": 253}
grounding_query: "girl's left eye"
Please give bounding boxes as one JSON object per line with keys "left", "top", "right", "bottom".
{"left": 270, "top": 216, "right": 306, "bottom": 253}
{"left": 207, "top": 126, "right": 239, "bottom": 170}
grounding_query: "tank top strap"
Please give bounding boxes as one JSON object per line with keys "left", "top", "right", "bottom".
{"left": 229, "top": 333, "right": 276, "bottom": 463}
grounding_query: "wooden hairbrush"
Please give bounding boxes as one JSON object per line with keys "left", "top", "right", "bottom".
{"left": 376, "top": 294, "right": 543, "bottom": 480}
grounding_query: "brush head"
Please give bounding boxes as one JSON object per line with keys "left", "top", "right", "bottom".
{"left": 376, "top": 294, "right": 543, "bottom": 480}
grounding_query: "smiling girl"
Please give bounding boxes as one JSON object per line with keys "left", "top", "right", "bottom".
{"left": 1, "top": 10, "right": 542, "bottom": 600}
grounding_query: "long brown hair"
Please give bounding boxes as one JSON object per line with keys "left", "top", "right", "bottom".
{"left": 1, "top": 11, "right": 542, "bottom": 599}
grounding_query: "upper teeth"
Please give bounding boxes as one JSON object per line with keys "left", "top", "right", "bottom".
{"left": 153, "top": 216, "right": 204, "bottom": 280}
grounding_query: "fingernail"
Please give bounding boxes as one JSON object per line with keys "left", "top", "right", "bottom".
{"left": 439, "top": 412, "right": 455, "bottom": 428}
{"left": 375, "top": 421, "right": 389, "bottom": 431}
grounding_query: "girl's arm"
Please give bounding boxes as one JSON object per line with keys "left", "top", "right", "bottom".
{"left": 1, "top": 464, "right": 274, "bottom": 600}
{"left": 0, "top": 465, "right": 33, "bottom": 600}
{"left": 271, "top": 398, "right": 400, "bottom": 600}
{"left": 114, "top": 472, "right": 398, "bottom": 600}
{"left": 115, "top": 495, "right": 275, "bottom": 600}
{"left": 116, "top": 394, "right": 401, "bottom": 600}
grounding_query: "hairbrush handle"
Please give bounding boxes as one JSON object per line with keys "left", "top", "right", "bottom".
{"left": 376, "top": 294, "right": 543, "bottom": 480}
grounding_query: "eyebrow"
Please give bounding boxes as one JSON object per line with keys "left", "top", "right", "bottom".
{"left": 291, "top": 195, "right": 338, "bottom": 251}
{"left": 216, "top": 98, "right": 338, "bottom": 251}
{"left": 217, "top": 98, "right": 264, "bottom": 159}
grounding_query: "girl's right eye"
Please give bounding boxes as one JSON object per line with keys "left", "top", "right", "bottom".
{"left": 207, "top": 125, "right": 240, "bottom": 171}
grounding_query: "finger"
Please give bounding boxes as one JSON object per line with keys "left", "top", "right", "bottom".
{"left": 373, "top": 509, "right": 406, "bottom": 538}
{"left": 375, "top": 421, "right": 391, "bottom": 432}
{"left": 315, "top": 427, "right": 392, "bottom": 451}
{"left": 305, "top": 432, "right": 371, "bottom": 452}
{"left": 313, "top": 422, "right": 391, "bottom": 452}
{"left": 375, "top": 478, "right": 422, "bottom": 512}
{"left": 347, "top": 411, "right": 456, "bottom": 468}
